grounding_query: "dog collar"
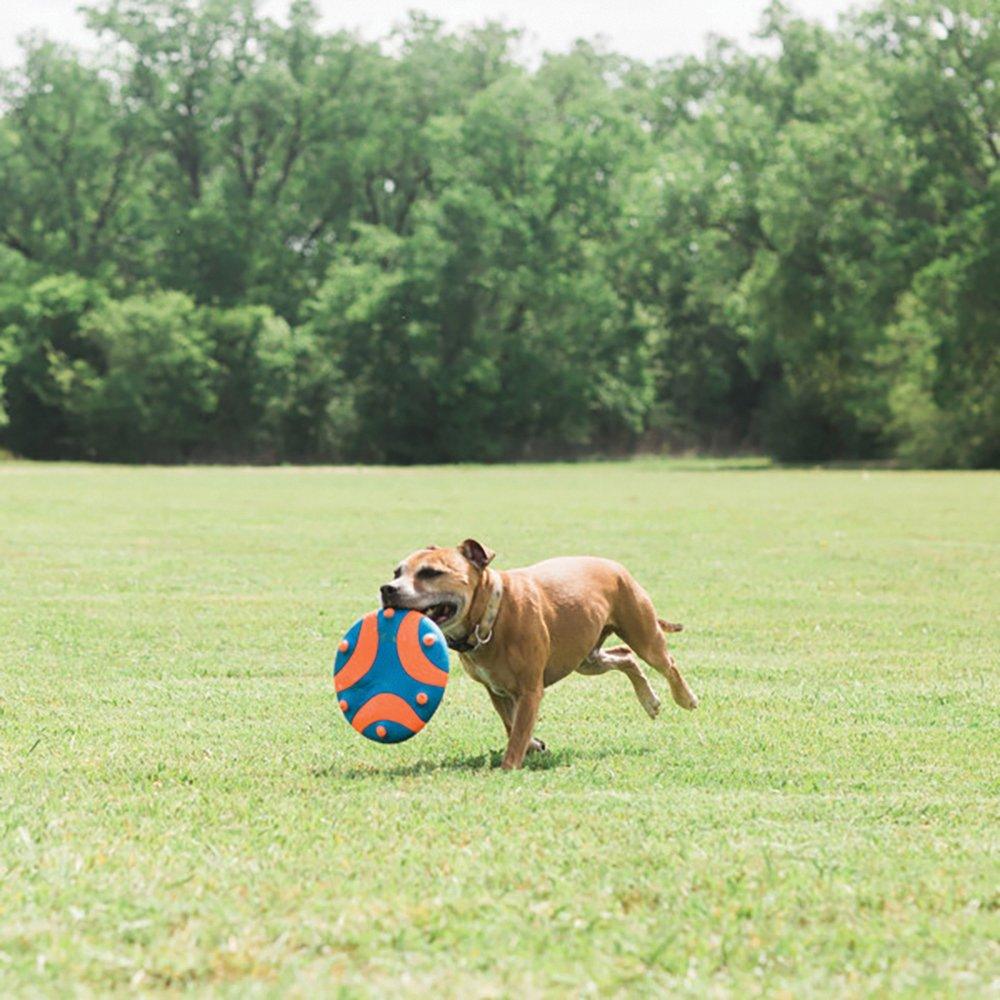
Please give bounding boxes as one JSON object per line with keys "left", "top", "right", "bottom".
{"left": 447, "top": 570, "right": 503, "bottom": 654}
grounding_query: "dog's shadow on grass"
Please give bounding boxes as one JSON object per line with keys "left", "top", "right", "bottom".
{"left": 314, "top": 745, "right": 654, "bottom": 779}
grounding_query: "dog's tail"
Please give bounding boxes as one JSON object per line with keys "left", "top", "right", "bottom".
{"left": 658, "top": 618, "right": 683, "bottom": 633}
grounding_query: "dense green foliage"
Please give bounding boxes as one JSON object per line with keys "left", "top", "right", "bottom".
{"left": 2, "top": 462, "right": 998, "bottom": 993}
{"left": 1, "top": 0, "right": 997, "bottom": 464}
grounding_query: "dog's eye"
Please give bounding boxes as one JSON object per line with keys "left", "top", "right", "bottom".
{"left": 416, "top": 567, "right": 444, "bottom": 580}
{"left": 393, "top": 567, "right": 402, "bottom": 579}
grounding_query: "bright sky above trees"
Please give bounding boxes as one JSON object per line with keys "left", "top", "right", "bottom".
{"left": 1, "top": 0, "right": 861, "bottom": 67}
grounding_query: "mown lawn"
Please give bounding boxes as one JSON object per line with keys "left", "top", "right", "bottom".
{"left": 1, "top": 460, "right": 997, "bottom": 996}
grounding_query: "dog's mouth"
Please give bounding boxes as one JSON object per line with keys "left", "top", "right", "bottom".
{"left": 420, "top": 601, "right": 459, "bottom": 626}
{"left": 383, "top": 598, "right": 460, "bottom": 626}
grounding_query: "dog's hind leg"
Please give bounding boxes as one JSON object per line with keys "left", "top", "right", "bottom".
{"left": 578, "top": 645, "right": 661, "bottom": 719}
{"left": 613, "top": 585, "right": 699, "bottom": 711}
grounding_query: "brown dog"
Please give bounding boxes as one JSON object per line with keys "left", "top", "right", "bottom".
{"left": 380, "top": 539, "right": 698, "bottom": 770}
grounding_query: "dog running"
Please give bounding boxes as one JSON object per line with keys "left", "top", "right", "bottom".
{"left": 380, "top": 539, "right": 698, "bottom": 769}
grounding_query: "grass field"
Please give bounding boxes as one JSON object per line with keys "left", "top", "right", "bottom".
{"left": 1, "top": 460, "right": 997, "bottom": 996}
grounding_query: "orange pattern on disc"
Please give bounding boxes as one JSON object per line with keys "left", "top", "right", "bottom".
{"left": 351, "top": 693, "right": 426, "bottom": 735}
{"left": 334, "top": 612, "right": 379, "bottom": 693}
{"left": 397, "top": 612, "right": 450, "bottom": 687}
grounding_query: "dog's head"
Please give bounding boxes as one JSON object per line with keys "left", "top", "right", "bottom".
{"left": 380, "top": 539, "right": 495, "bottom": 632}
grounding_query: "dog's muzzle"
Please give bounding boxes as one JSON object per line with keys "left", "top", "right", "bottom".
{"left": 379, "top": 585, "right": 461, "bottom": 627}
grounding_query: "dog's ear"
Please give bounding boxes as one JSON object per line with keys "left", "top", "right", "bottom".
{"left": 458, "top": 538, "right": 495, "bottom": 569}
{"left": 424, "top": 544, "right": 439, "bottom": 551}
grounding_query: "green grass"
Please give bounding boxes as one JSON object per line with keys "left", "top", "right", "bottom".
{"left": 1, "top": 460, "right": 997, "bottom": 997}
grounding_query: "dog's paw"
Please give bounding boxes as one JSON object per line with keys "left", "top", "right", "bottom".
{"left": 678, "top": 690, "right": 698, "bottom": 710}
{"left": 642, "top": 692, "right": 661, "bottom": 719}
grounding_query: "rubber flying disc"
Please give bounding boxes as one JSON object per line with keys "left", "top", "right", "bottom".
{"left": 333, "top": 607, "right": 450, "bottom": 743}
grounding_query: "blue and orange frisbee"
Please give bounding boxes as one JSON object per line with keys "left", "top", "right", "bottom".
{"left": 333, "top": 608, "right": 450, "bottom": 743}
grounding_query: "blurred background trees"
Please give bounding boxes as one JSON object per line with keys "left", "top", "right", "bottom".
{"left": 1, "top": 0, "right": 996, "bottom": 465}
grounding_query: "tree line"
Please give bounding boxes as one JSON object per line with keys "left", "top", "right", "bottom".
{"left": 0, "top": 0, "right": 996, "bottom": 465}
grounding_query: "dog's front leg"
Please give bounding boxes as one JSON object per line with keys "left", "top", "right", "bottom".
{"left": 501, "top": 686, "right": 543, "bottom": 770}
{"left": 487, "top": 688, "right": 514, "bottom": 737}
{"left": 489, "top": 689, "right": 546, "bottom": 756}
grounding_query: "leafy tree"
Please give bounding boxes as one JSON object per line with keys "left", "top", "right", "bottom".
{"left": 1, "top": 274, "right": 109, "bottom": 458}
{"left": 0, "top": 42, "right": 145, "bottom": 279}
{"left": 66, "top": 291, "right": 218, "bottom": 460}
{"left": 881, "top": 185, "right": 1000, "bottom": 467}
{"left": 0, "top": 0, "right": 995, "bottom": 466}
{"left": 203, "top": 304, "right": 290, "bottom": 457}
